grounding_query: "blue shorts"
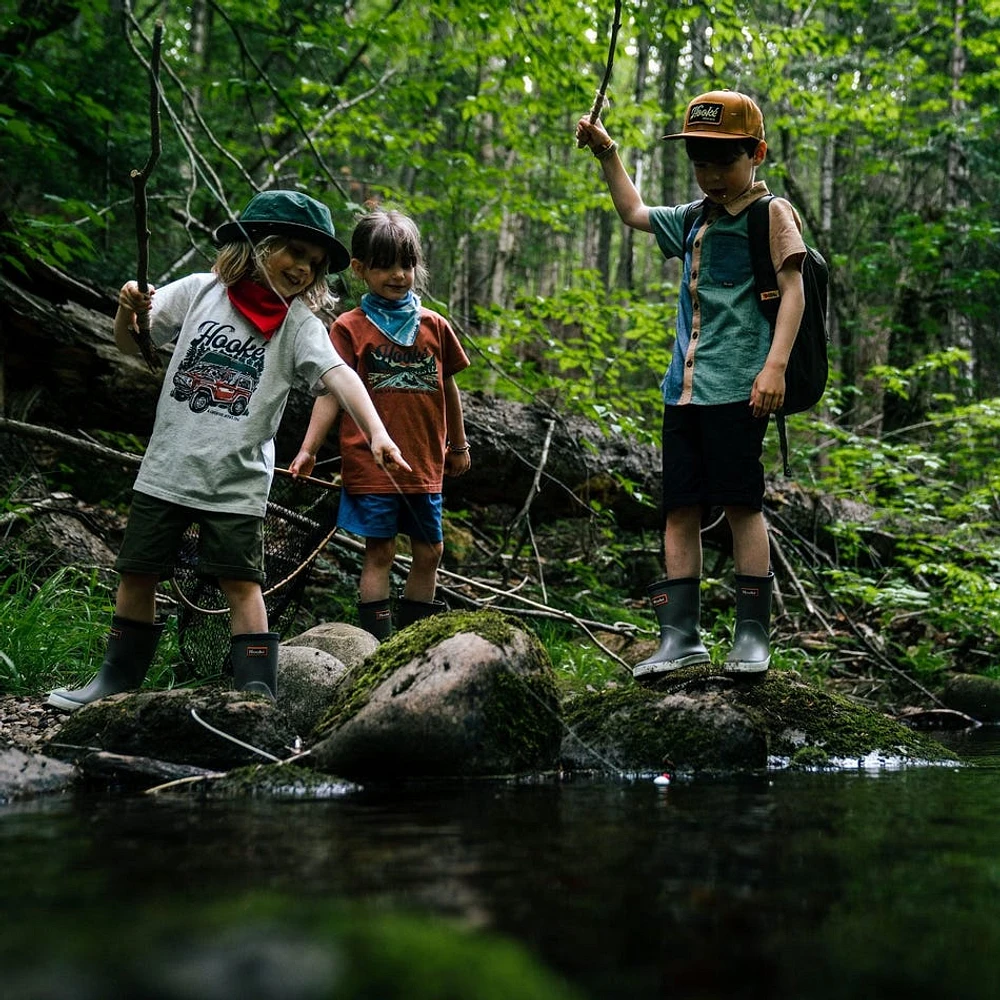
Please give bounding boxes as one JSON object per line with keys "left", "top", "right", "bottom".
{"left": 337, "top": 491, "right": 443, "bottom": 544}
{"left": 661, "top": 402, "right": 768, "bottom": 511}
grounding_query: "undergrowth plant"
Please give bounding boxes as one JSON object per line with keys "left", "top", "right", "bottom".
{"left": 463, "top": 275, "right": 675, "bottom": 447}
{"left": 0, "top": 565, "right": 180, "bottom": 696}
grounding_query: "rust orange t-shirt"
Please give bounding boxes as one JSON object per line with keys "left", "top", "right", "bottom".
{"left": 331, "top": 306, "right": 470, "bottom": 494}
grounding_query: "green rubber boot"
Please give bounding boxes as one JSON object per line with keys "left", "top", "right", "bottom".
{"left": 47, "top": 615, "right": 165, "bottom": 712}
{"left": 632, "top": 577, "right": 711, "bottom": 682}
{"left": 358, "top": 598, "right": 393, "bottom": 640}
{"left": 230, "top": 632, "right": 279, "bottom": 700}
{"left": 723, "top": 574, "right": 773, "bottom": 674}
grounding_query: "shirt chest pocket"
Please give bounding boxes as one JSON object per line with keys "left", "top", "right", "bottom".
{"left": 706, "top": 233, "right": 753, "bottom": 288}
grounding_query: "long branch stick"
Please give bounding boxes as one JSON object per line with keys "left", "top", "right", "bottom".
{"left": 129, "top": 18, "right": 164, "bottom": 373}
{"left": 588, "top": 0, "right": 624, "bottom": 123}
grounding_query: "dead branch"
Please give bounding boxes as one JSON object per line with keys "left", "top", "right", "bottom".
{"left": 0, "top": 417, "right": 143, "bottom": 467}
{"left": 588, "top": 0, "right": 623, "bottom": 123}
{"left": 128, "top": 17, "right": 164, "bottom": 373}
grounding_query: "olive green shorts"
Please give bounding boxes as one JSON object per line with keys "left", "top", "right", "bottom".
{"left": 115, "top": 491, "right": 266, "bottom": 583}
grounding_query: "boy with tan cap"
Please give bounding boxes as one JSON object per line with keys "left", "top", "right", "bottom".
{"left": 576, "top": 90, "right": 807, "bottom": 680}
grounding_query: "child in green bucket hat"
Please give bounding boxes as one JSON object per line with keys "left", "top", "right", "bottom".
{"left": 48, "top": 190, "right": 410, "bottom": 711}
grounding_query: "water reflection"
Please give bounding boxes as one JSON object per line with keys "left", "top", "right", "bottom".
{"left": 3, "top": 742, "right": 1000, "bottom": 999}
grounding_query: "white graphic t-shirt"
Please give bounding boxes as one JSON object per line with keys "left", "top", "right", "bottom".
{"left": 133, "top": 273, "right": 342, "bottom": 517}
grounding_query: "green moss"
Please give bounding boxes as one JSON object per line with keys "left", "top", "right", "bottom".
{"left": 312, "top": 610, "right": 521, "bottom": 739}
{"left": 730, "top": 670, "right": 955, "bottom": 760}
{"left": 479, "top": 629, "right": 561, "bottom": 769}
{"left": 562, "top": 684, "right": 733, "bottom": 770}
{"left": 199, "top": 763, "right": 359, "bottom": 799}
{"left": 789, "top": 745, "right": 832, "bottom": 769}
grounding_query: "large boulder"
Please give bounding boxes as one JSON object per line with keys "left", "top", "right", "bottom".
{"left": 561, "top": 684, "right": 769, "bottom": 773}
{"left": 45, "top": 688, "right": 295, "bottom": 771}
{"left": 562, "top": 669, "right": 959, "bottom": 774}
{"left": 0, "top": 747, "right": 77, "bottom": 802}
{"left": 310, "top": 610, "right": 563, "bottom": 779}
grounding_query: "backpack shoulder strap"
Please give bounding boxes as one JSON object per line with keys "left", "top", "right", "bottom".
{"left": 682, "top": 200, "right": 704, "bottom": 251}
{"left": 746, "top": 194, "right": 780, "bottom": 325}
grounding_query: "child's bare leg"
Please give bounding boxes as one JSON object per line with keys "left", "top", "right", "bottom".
{"left": 115, "top": 572, "right": 159, "bottom": 622}
{"left": 359, "top": 537, "right": 396, "bottom": 603}
{"left": 664, "top": 505, "right": 703, "bottom": 578}
{"left": 403, "top": 539, "right": 444, "bottom": 603}
{"left": 219, "top": 578, "right": 268, "bottom": 634}
{"left": 724, "top": 506, "right": 770, "bottom": 576}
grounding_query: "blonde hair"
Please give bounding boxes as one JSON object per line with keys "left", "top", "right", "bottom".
{"left": 213, "top": 235, "right": 337, "bottom": 313}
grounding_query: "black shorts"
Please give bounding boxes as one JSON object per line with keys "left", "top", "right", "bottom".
{"left": 661, "top": 402, "right": 768, "bottom": 512}
{"left": 115, "top": 491, "right": 266, "bottom": 584}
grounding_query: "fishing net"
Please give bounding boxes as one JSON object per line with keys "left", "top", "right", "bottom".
{"left": 171, "top": 470, "right": 340, "bottom": 678}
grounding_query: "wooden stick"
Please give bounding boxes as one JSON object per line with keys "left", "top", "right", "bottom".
{"left": 129, "top": 18, "right": 164, "bottom": 373}
{"left": 588, "top": 0, "right": 624, "bottom": 123}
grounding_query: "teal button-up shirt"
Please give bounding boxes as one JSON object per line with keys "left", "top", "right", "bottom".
{"left": 649, "top": 182, "right": 803, "bottom": 406}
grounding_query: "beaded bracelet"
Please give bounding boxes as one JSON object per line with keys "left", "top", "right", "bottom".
{"left": 594, "top": 140, "right": 618, "bottom": 161}
{"left": 447, "top": 443, "right": 471, "bottom": 453}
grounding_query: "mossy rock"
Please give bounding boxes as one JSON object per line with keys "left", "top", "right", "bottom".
{"left": 561, "top": 667, "right": 957, "bottom": 774}
{"left": 940, "top": 673, "right": 1000, "bottom": 723}
{"left": 310, "top": 610, "right": 563, "bottom": 778}
{"left": 173, "top": 762, "right": 362, "bottom": 800}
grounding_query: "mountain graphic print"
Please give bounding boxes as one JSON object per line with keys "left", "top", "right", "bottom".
{"left": 365, "top": 342, "right": 438, "bottom": 393}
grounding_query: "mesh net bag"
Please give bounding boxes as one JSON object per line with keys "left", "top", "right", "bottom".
{"left": 171, "top": 471, "right": 340, "bottom": 677}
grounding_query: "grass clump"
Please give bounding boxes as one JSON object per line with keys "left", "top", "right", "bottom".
{"left": 0, "top": 564, "right": 179, "bottom": 695}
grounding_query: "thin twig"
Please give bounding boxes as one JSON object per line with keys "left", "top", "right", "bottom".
{"left": 128, "top": 18, "right": 164, "bottom": 373}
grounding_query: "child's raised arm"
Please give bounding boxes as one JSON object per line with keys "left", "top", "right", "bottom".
{"left": 318, "top": 364, "right": 411, "bottom": 473}
{"left": 575, "top": 118, "right": 653, "bottom": 233}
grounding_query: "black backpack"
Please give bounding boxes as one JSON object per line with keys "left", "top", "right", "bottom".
{"left": 682, "top": 195, "right": 830, "bottom": 474}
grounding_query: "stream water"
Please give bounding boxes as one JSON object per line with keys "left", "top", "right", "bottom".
{"left": 3, "top": 728, "right": 1000, "bottom": 999}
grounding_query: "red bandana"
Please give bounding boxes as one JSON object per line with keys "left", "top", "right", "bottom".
{"left": 227, "top": 278, "right": 290, "bottom": 340}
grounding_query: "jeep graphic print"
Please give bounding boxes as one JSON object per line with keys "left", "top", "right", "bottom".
{"left": 365, "top": 342, "right": 438, "bottom": 393}
{"left": 170, "top": 321, "right": 265, "bottom": 419}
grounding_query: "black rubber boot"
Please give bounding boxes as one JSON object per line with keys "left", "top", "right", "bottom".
{"left": 358, "top": 598, "right": 393, "bottom": 640}
{"left": 632, "top": 578, "right": 711, "bottom": 682}
{"left": 230, "top": 632, "right": 279, "bottom": 700}
{"left": 47, "top": 615, "right": 165, "bottom": 712}
{"left": 396, "top": 597, "right": 448, "bottom": 629}
{"left": 724, "top": 573, "right": 773, "bottom": 674}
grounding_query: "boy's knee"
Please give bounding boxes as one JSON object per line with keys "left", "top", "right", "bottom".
{"left": 219, "top": 577, "right": 263, "bottom": 601}
{"left": 364, "top": 537, "right": 397, "bottom": 568}
{"left": 411, "top": 541, "right": 444, "bottom": 569}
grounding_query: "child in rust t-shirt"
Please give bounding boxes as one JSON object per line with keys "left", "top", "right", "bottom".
{"left": 291, "top": 208, "right": 471, "bottom": 639}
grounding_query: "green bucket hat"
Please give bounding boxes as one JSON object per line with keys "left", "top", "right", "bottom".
{"left": 214, "top": 190, "right": 351, "bottom": 272}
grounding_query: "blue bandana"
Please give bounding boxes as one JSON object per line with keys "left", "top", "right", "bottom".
{"left": 360, "top": 291, "right": 421, "bottom": 347}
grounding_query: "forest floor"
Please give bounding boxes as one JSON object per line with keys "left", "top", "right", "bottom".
{"left": 0, "top": 695, "right": 66, "bottom": 755}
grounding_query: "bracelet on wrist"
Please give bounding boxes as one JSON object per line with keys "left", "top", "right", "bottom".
{"left": 447, "top": 443, "right": 471, "bottom": 454}
{"left": 594, "top": 140, "right": 618, "bottom": 161}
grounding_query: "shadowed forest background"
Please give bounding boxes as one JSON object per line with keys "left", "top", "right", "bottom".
{"left": 3, "top": 0, "right": 1000, "bottom": 707}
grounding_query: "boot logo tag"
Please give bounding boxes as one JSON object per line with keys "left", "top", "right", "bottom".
{"left": 740, "top": 586, "right": 760, "bottom": 597}
{"left": 109, "top": 627, "right": 123, "bottom": 641}
{"left": 651, "top": 594, "right": 670, "bottom": 607}
{"left": 246, "top": 645, "right": 268, "bottom": 657}
{"left": 374, "top": 609, "right": 391, "bottom": 620}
